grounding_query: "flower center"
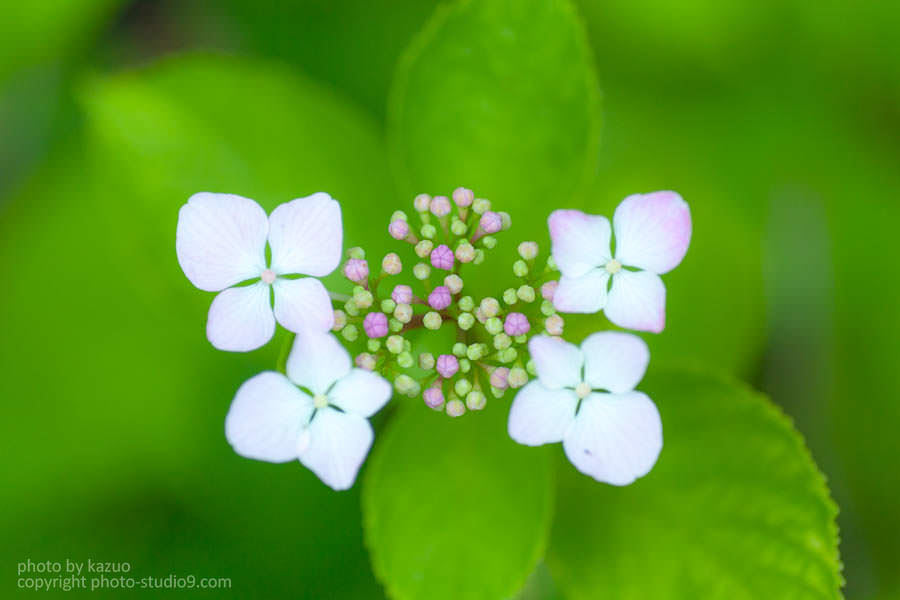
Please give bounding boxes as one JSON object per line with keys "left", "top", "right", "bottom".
{"left": 575, "top": 382, "right": 591, "bottom": 399}
{"left": 313, "top": 394, "right": 329, "bottom": 409}
{"left": 261, "top": 268, "right": 277, "bottom": 284}
{"left": 604, "top": 259, "right": 622, "bottom": 274}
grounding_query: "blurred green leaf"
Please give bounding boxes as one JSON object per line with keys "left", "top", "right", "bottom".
{"left": 546, "top": 367, "right": 843, "bottom": 599}
{"left": 389, "top": 0, "right": 600, "bottom": 207}
{"left": 362, "top": 403, "right": 554, "bottom": 600}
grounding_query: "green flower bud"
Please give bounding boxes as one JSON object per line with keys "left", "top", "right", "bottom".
{"left": 367, "top": 339, "right": 382, "bottom": 353}
{"left": 480, "top": 297, "right": 500, "bottom": 318}
{"left": 514, "top": 335, "right": 528, "bottom": 344}
{"left": 355, "top": 352, "right": 377, "bottom": 371}
{"left": 516, "top": 285, "right": 536, "bottom": 303}
{"left": 403, "top": 339, "right": 412, "bottom": 352}
{"left": 546, "top": 255, "right": 558, "bottom": 271}
{"left": 354, "top": 289, "right": 374, "bottom": 309}
{"left": 444, "top": 274, "right": 464, "bottom": 294}
{"left": 347, "top": 246, "right": 365, "bottom": 259}
{"left": 457, "top": 312, "right": 475, "bottom": 330}
{"left": 452, "top": 342, "right": 468, "bottom": 357}
{"left": 458, "top": 295, "right": 475, "bottom": 312}
{"left": 381, "top": 298, "right": 397, "bottom": 314}
{"left": 512, "top": 259, "right": 528, "bottom": 277}
{"left": 332, "top": 309, "right": 347, "bottom": 331}
{"left": 485, "top": 317, "right": 503, "bottom": 335}
{"left": 418, "top": 352, "right": 435, "bottom": 370}
{"left": 545, "top": 314, "right": 564, "bottom": 335}
{"left": 393, "top": 303, "right": 413, "bottom": 324}
{"left": 455, "top": 241, "right": 476, "bottom": 263}
{"left": 459, "top": 358, "right": 471, "bottom": 373}
{"left": 421, "top": 224, "right": 437, "bottom": 239}
{"left": 491, "top": 386, "right": 505, "bottom": 398}
{"left": 473, "top": 249, "right": 485, "bottom": 264}
{"left": 472, "top": 198, "right": 491, "bottom": 214}
{"left": 344, "top": 299, "right": 360, "bottom": 316}
{"left": 413, "top": 262, "right": 431, "bottom": 280}
{"left": 391, "top": 210, "right": 408, "bottom": 222}
{"left": 415, "top": 239, "right": 434, "bottom": 258}
{"left": 466, "top": 343, "right": 487, "bottom": 361}
{"left": 341, "top": 324, "right": 358, "bottom": 341}
{"left": 394, "top": 374, "right": 418, "bottom": 396}
{"left": 509, "top": 367, "right": 529, "bottom": 388}
{"left": 540, "top": 299, "right": 556, "bottom": 316}
{"left": 517, "top": 241, "right": 538, "bottom": 260}
{"left": 446, "top": 398, "right": 466, "bottom": 417}
{"left": 389, "top": 318, "right": 403, "bottom": 332}
{"left": 493, "top": 333, "right": 512, "bottom": 350}
{"left": 386, "top": 335, "right": 404, "bottom": 354}
{"left": 502, "top": 288, "right": 518, "bottom": 305}
{"left": 465, "top": 391, "right": 486, "bottom": 411}
{"left": 423, "top": 311, "right": 442, "bottom": 330}
{"left": 454, "top": 378, "right": 473, "bottom": 397}
{"left": 397, "top": 351, "right": 414, "bottom": 369}
{"left": 526, "top": 360, "right": 537, "bottom": 376}
{"left": 482, "top": 235, "right": 497, "bottom": 249}
{"left": 382, "top": 253, "right": 402, "bottom": 275}
{"left": 450, "top": 218, "right": 468, "bottom": 236}
{"left": 499, "top": 211, "right": 512, "bottom": 230}
{"left": 499, "top": 347, "right": 518, "bottom": 363}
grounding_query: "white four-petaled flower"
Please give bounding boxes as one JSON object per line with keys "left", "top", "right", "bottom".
{"left": 176, "top": 192, "right": 342, "bottom": 351}
{"left": 225, "top": 331, "right": 392, "bottom": 490}
{"left": 508, "top": 333, "right": 662, "bottom": 485}
{"left": 549, "top": 191, "right": 691, "bottom": 333}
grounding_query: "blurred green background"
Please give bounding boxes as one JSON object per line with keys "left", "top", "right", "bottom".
{"left": 1, "top": 0, "right": 898, "bottom": 598}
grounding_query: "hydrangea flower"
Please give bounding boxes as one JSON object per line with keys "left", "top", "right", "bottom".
{"left": 507, "top": 333, "right": 661, "bottom": 485}
{"left": 225, "top": 331, "right": 391, "bottom": 490}
{"left": 176, "top": 192, "right": 342, "bottom": 351}
{"left": 549, "top": 191, "right": 691, "bottom": 332}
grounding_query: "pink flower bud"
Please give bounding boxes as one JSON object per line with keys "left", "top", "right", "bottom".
{"left": 436, "top": 354, "right": 459, "bottom": 378}
{"left": 363, "top": 312, "right": 389, "bottom": 338}
{"left": 480, "top": 211, "right": 503, "bottom": 234}
{"left": 541, "top": 280, "right": 558, "bottom": 300}
{"left": 391, "top": 284, "right": 413, "bottom": 305}
{"left": 490, "top": 367, "right": 510, "bottom": 390}
{"left": 389, "top": 219, "right": 410, "bottom": 240}
{"left": 430, "top": 195, "right": 451, "bottom": 217}
{"left": 504, "top": 312, "right": 530, "bottom": 336}
{"left": 430, "top": 244, "right": 455, "bottom": 270}
{"left": 428, "top": 286, "right": 452, "bottom": 310}
{"left": 452, "top": 187, "right": 474, "bottom": 207}
{"left": 343, "top": 258, "right": 369, "bottom": 283}
{"left": 423, "top": 386, "right": 445, "bottom": 409}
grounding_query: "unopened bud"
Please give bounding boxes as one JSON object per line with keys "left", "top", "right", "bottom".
{"left": 493, "top": 333, "right": 511, "bottom": 350}
{"left": 509, "top": 367, "right": 528, "bottom": 388}
{"left": 332, "top": 309, "right": 347, "bottom": 331}
{"left": 343, "top": 258, "right": 369, "bottom": 283}
{"left": 444, "top": 274, "right": 463, "bottom": 294}
{"left": 355, "top": 353, "right": 377, "bottom": 370}
{"left": 424, "top": 311, "right": 443, "bottom": 330}
{"left": 437, "top": 354, "right": 460, "bottom": 378}
{"left": 473, "top": 249, "right": 485, "bottom": 264}
{"left": 353, "top": 288, "right": 374, "bottom": 309}
{"left": 452, "top": 187, "right": 474, "bottom": 207}
{"left": 480, "top": 211, "right": 503, "bottom": 234}
{"left": 465, "top": 391, "right": 486, "bottom": 411}
{"left": 415, "top": 239, "right": 434, "bottom": 258}
{"left": 423, "top": 386, "right": 444, "bottom": 409}
{"left": 341, "top": 324, "right": 358, "bottom": 341}
{"left": 458, "top": 295, "right": 475, "bottom": 312}
{"left": 452, "top": 343, "right": 467, "bottom": 358}
{"left": 386, "top": 335, "right": 404, "bottom": 354}
{"left": 392, "top": 284, "right": 413, "bottom": 305}
{"left": 367, "top": 339, "right": 382, "bottom": 353}
{"left": 457, "top": 312, "right": 475, "bottom": 330}
{"left": 516, "top": 285, "right": 535, "bottom": 303}
{"left": 419, "top": 352, "right": 435, "bottom": 370}
{"left": 545, "top": 314, "right": 564, "bottom": 335}
{"left": 482, "top": 235, "right": 497, "bottom": 249}
{"left": 381, "top": 298, "right": 397, "bottom": 314}
{"left": 420, "top": 223, "right": 437, "bottom": 239}
{"left": 541, "top": 280, "right": 558, "bottom": 300}
{"left": 397, "top": 351, "right": 414, "bottom": 368}
{"left": 455, "top": 241, "right": 475, "bottom": 263}
{"left": 498, "top": 348, "right": 518, "bottom": 363}
{"left": 485, "top": 317, "right": 503, "bottom": 335}
{"left": 344, "top": 299, "right": 360, "bottom": 316}
{"left": 382, "top": 252, "right": 402, "bottom": 275}
{"left": 446, "top": 398, "right": 466, "bottom": 417}
{"left": 347, "top": 247, "right": 365, "bottom": 259}
{"left": 459, "top": 358, "right": 471, "bottom": 373}
{"left": 414, "top": 194, "right": 432, "bottom": 213}
{"left": 389, "top": 318, "right": 403, "bottom": 332}
{"left": 430, "top": 195, "right": 451, "bottom": 217}
{"left": 389, "top": 219, "right": 410, "bottom": 240}
{"left": 454, "top": 378, "right": 473, "bottom": 397}
{"left": 518, "top": 241, "right": 538, "bottom": 260}
{"left": 512, "top": 259, "right": 528, "bottom": 277}
{"left": 490, "top": 367, "right": 510, "bottom": 390}
{"left": 393, "top": 303, "right": 413, "bottom": 324}
{"left": 391, "top": 210, "right": 408, "bottom": 222}
{"left": 450, "top": 218, "right": 468, "bottom": 236}
{"left": 466, "top": 343, "right": 487, "bottom": 361}
{"left": 503, "top": 288, "right": 518, "bottom": 305}
{"left": 413, "top": 262, "right": 431, "bottom": 280}
{"left": 394, "top": 374, "right": 418, "bottom": 396}
{"left": 541, "top": 299, "right": 556, "bottom": 316}
{"left": 473, "top": 198, "right": 491, "bottom": 214}
{"left": 480, "top": 297, "right": 500, "bottom": 318}
{"left": 499, "top": 212, "right": 511, "bottom": 230}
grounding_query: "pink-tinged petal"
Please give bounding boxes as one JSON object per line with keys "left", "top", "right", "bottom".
{"left": 206, "top": 282, "right": 275, "bottom": 351}
{"left": 286, "top": 331, "right": 352, "bottom": 394}
{"left": 528, "top": 335, "right": 583, "bottom": 390}
{"left": 548, "top": 210, "right": 612, "bottom": 278}
{"left": 268, "top": 192, "right": 342, "bottom": 277}
{"left": 613, "top": 191, "right": 691, "bottom": 274}
{"left": 176, "top": 192, "right": 268, "bottom": 291}
{"left": 563, "top": 391, "right": 662, "bottom": 485}
{"left": 299, "top": 407, "right": 373, "bottom": 491}
{"left": 329, "top": 368, "right": 392, "bottom": 418}
{"left": 272, "top": 277, "right": 334, "bottom": 334}
{"left": 225, "top": 371, "right": 314, "bottom": 462}
{"left": 581, "top": 332, "right": 649, "bottom": 393}
{"left": 605, "top": 270, "right": 666, "bottom": 333}
{"left": 553, "top": 270, "right": 609, "bottom": 314}
{"left": 508, "top": 381, "right": 578, "bottom": 446}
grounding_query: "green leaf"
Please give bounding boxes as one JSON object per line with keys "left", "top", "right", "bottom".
{"left": 362, "top": 404, "right": 554, "bottom": 600}
{"left": 546, "top": 367, "right": 843, "bottom": 600}
{"left": 389, "top": 0, "right": 600, "bottom": 207}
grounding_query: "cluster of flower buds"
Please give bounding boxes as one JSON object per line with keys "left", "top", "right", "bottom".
{"left": 330, "top": 188, "right": 570, "bottom": 418}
